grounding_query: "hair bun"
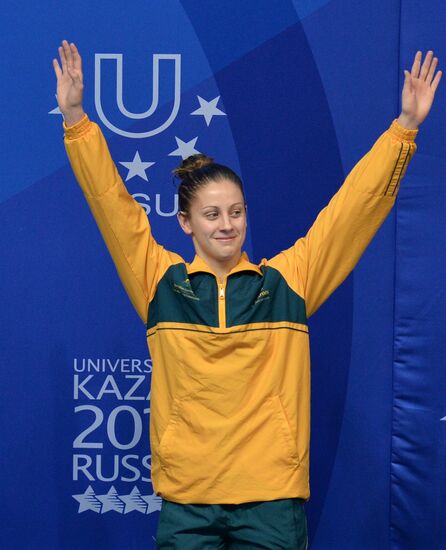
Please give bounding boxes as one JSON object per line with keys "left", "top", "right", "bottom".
{"left": 173, "top": 154, "right": 214, "bottom": 180}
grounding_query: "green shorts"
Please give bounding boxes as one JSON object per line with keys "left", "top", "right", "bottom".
{"left": 155, "top": 497, "right": 308, "bottom": 549}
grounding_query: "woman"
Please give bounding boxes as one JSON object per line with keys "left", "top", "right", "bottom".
{"left": 54, "top": 41, "right": 441, "bottom": 549}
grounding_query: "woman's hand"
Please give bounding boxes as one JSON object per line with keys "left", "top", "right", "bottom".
{"left": 397, "top": 50, "right": 442, "bottom": 130}
{"left": 52, "top": 40, "right": 85, "bottom": 126}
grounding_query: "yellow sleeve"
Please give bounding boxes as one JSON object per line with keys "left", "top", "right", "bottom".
{"left": 268, "top": 119, "right": 418, "bottom": 318}
{"left": 64, "top": 115, "right": 182, "bottom": 324}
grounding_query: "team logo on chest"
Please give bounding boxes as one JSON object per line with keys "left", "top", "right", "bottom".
{"left": 173, "top": 279, "right": 200, "bottom": 301}
{"left": 254, "top": 287, "right": 271, "bottom": 305}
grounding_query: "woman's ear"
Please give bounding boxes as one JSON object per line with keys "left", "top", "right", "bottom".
{"left": 177, "top": 211, "right": 192, "bottom": 235}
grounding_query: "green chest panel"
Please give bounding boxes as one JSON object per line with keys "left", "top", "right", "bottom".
{"left": 226, "top": 266, "right": 307, "bottom": 327}
{"left": 147, "top": 264, "right": 307, "bottom": 330}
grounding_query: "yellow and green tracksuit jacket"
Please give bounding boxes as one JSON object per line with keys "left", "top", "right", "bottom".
{"left": 64, "top": 115, "right": 417, "bottom": 504}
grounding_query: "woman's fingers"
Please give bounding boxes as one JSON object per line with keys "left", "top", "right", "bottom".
{"left": 62, "top": 40, "right": 73, "bottom": 70}
{"left": 70, "top": 42, "right": 82, "bottom": 72}
{"left": 67, "top": 65, "right": 82, "bottom": 85}
{"left": 426, "top": 57, "right": 439, "bottom": 85}
{"left": 403, "top": 70, "right": 413, "bottom": 94}
{"left": 56, "top": 40, "right": 83, "bottom": 85}
{"left": 52, "top": 58, "right": 62, "bottom": 79}
{"left": 411, "top": 51, "right": 422, "bottom": 78}
{"left": 408, "top": 50, "right": 441, "bottom": 87}
{"left": 431, "top": 69, "right": 443, "bottom": 93}
{"left": 58, "top": 45, "right": 67, "bottom": 72}
{"left": 419, "top": 50, "right": 434, "bottom": 80}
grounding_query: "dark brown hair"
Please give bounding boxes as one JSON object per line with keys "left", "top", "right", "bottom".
{"left": 173, "top": 154, "right": 245, "bottom": 214}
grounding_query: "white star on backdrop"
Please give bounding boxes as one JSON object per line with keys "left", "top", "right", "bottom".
{"left": 72, "top": 485, "right": 102, "bottom": 513}
{"left": 49, "top": 106, "right": 61, "bottom": 115}
{"left": 96, "top": 486, "right": 125, "bottom": 514}
{"left": 119, "top": 152, "right": 155, "bottom": 182}
{"left": 119, "top": 486, "right": 148, "bottom": 514}
{"left": 141, "top": 492, "right": 163, "bottom": 514}
{"left": 72, "top": 486, "right": 162, "bottom": 514}
{"left": 168, "top": 137, "right": 200, "bottom": 160}
{"left": 49, "top": 94, "right": 61, "bottom": 115}
{"left": 191, "top": 95, "right": 226, "bottom": 126}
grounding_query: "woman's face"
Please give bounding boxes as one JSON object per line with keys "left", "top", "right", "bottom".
{"left": 177, "top": 179, "right": 247, "bottom": 270}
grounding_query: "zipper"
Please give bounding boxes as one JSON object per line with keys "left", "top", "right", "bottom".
{"left": 218, "top": 279, "right": 227, "bottom": 328}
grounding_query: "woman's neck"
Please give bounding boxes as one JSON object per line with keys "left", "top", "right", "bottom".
{"left": 200, "top": 253, "right": 242, "bottom": 283}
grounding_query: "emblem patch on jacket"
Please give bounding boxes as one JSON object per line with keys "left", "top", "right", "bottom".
{"left": 254, "top": 288, "right": 270, "bottom": 305}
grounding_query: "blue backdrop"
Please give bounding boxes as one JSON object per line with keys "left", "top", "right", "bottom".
{"left": 1, "top": 1, "right": 446, "bottom": 548}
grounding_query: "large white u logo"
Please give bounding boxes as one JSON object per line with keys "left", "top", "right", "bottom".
{"left": 95, "top": 53, "right": 181, "bottom": 138}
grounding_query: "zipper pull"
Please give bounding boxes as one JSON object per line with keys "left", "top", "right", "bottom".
{"left": 219, "top": 285, "right": 225, "bottom": 299}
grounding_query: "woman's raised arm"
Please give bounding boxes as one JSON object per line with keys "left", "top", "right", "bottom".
{"left": 53, "top": 41, "right": 182, "bottom": 324}
{"left": 269, "top": 51, "right": 441, "bottom": 317}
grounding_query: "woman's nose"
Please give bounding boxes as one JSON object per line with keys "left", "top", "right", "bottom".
{"left": 219, "top": 213, "right": 233, "bottom": 231}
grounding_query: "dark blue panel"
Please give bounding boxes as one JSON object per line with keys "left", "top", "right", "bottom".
{"left": 391, "top": 2, "right": 446, "bottom": 548}
{"left": 180, "top": 0, "right": 299, "bottom": 72}
{"left": 299, "top": 0, "right": 401, "bottom": 548}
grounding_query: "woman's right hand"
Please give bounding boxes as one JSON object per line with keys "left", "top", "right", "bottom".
{"left": 53, "top": 40, "right": 85, "bottom": 126}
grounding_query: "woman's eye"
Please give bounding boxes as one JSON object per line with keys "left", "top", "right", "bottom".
{"left": 205, "top": 212, "right": 218, "bottom": 219}
{"left": 231, "top": 210, "right": 242, "bottom": 217}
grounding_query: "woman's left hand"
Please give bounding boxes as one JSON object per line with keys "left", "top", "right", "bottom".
{"left": 397, "top": 50, "right": 442, "bottom": 130}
